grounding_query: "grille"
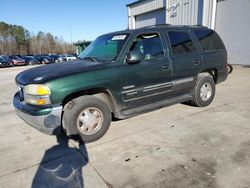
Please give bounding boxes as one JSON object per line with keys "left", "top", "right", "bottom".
{"left": 18, "top": 85, "right": 24, "bottom": 101}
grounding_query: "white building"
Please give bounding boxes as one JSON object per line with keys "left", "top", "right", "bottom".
{"left": 127, "top": 0, "right": 250, "bottom": 65}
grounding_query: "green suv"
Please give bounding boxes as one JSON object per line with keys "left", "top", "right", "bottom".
{"left": 14, "top": 25, "right": 228, "bottom": 142}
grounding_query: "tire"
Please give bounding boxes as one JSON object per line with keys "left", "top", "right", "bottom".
{"left": 63, "top": 95, "right": 111, "bottom": 143}
{"left": 227, "top": 64, "right": 233, "bottom": 74}
{"left": 191, "top": 73, "right": 215, "bottom": 107}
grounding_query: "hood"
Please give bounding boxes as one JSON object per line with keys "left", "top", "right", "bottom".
{"left": 16, "top": 60, "right": 108, "bottom": 85}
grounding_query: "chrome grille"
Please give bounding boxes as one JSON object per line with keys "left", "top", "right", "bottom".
{"left": 18, "top": 85, "right": 24, "bottom": 101}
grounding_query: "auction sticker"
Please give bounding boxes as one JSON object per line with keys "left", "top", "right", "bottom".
{"left": 111, "top": 35, "right": 127, "bottom": 40}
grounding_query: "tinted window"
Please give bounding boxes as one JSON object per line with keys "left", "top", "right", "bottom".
{"left": 129, "top": 33, "right": 164, "bottom": 60}
{"left": 193, "top": 29, "right": 225, "bottom": 51}
{"left": 168, "top": 31, "right": 196, "bottom": 55}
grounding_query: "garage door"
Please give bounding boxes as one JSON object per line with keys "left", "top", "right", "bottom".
{"left": 215, "top": 0, "right": 250, "bottom": 65}
{"left": 135, "top": 9, "right": 166, "bottom": 28}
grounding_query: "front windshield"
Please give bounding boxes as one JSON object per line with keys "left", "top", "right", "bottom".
{"left": 79, "top": 33, "right": 130, "bottom": 61}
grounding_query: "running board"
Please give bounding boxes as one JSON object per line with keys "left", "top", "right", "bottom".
{"left": 119, "top": 94, "right": 192, "bottom": 118}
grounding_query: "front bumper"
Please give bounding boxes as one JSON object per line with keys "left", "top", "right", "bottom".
{"left": 0, "top": 62, "right": 12, "bottom": 67}
{"left": 13, "top": 93, "right": 62, "bottom": 135}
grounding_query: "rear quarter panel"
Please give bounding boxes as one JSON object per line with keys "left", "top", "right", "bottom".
{"left": 202, "top": 49, "right": 227, "bottom": 70}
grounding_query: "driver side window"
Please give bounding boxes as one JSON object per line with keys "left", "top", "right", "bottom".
{"left": 129, "top": 33, "right": 164, "bottom": 60}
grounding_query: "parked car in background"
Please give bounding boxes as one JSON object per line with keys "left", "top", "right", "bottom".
{"left": 34, "top": 55, "right": 54, "bottom": 64}
{"left": 0, "top": 56, "right": 13, "bottom": 67}
{"left": 8, "top": 55, "right": 27, "bottom": 66}
{"left": 58, "top": 55, "right": 64, "bottom": 62}
{"left": 62, "top": 54, "right": 77, "bottom": 61}
{"left": 49, "top": 54, "right": 63, "bottom": 63}
{"left": 22, "top": 56, "right": 40, "bottom": 65}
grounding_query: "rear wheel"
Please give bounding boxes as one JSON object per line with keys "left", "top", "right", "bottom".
{"left": 63, "top": 96, "right": 111, "bottom": 143}
{"left": 227, "top": 64, "right": 233, "bottom": 74}
{"left": 191, "top": 73, "right": 215, "bottom": 107}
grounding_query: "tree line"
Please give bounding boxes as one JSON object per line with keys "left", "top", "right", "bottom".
{"left": 0, "top": 22, "right": 75, "bottom": 55}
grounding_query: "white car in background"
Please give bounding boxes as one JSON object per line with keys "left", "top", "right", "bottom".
{"left": 62, "top": 54, "right": 77, "bottom": 61}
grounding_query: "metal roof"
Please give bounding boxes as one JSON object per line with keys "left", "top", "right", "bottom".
{"left": 126, "top": 0, "right": 147, "bottom": 7}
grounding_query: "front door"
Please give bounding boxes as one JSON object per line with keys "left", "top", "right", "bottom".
{"left": 119, "top": 32, "right": 173, "bottom": 109}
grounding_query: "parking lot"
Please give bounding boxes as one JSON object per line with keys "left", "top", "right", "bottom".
{"left": 0, "top": 65, "right": 250, "bottom": 188}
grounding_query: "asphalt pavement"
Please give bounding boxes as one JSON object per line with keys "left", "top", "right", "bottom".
{"left": 0, "top": 65, "right": 249, "bottom": 188}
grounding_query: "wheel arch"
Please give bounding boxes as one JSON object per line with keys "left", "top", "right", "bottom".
{"left": 199, "top": 68, "right": 218, "bottom": 84}
{"left": 62, "top": 88, "right": 117, "bottom": 113}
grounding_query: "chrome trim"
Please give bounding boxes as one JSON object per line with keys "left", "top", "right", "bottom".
{"left": 121, "top": 89, "right": 136, "bottom": 94}
{"left": 127, "top": 91, "right": 138, "bottom": 96}
{"left": 144, "top": 82, "right": 171, "bottom": 89}
{"left": 122, "top": 85, "right": 135, "bottom": 90}
{"left": 122, "top": 77, "right": 194, "bottom": 102}
{"left": 124, "top": 90, "right": 171, "bottom": 102}
{"left": 143, "top": 83, "right": 172, "bottom": 92}
{"left": 17, "top": 84, "right": 25, "bottom": 101}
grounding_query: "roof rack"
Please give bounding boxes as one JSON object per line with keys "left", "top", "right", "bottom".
{"left": 141, "top": 24, "right": 171, "bottom": 28}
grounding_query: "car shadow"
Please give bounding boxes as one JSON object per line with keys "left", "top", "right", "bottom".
{"left": 32, "top": 134, "right": 88, "bottom": 188}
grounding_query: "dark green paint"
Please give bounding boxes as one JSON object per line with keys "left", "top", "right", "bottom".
{"left": 15, "top": 25, "right": 228, "bottom": 117}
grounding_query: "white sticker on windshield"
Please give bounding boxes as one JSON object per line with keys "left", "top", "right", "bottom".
{"left": 111, "top": 35, "right": 126, "bottom": 40}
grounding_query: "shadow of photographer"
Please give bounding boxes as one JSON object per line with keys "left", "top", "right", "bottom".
{"left": 32, "top": 134, "right": 88, "bottom": 188}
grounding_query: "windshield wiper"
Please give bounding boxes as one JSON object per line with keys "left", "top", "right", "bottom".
{"left": 81, "top": 56, "right": 98, "bottom": 63}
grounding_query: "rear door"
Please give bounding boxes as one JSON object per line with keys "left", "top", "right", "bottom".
{"left": 165, "top": 29, "right": 202, "bottom": 94}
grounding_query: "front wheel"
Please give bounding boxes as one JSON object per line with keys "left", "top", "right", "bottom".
{"left": 63, "top": 96, "right": 111, "bottom": 143}
{"left": 191, "top": 73, "right": 215, "bottom": 107}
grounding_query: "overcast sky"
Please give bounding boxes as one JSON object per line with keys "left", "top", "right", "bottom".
{"left": 0, "top": 0, "right": 135, "bottom": 42}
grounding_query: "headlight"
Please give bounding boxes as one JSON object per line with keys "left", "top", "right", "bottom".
{"left": 24, "top": 84, "right": 51, "bottom": 105}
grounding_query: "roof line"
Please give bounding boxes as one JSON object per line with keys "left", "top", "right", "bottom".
{"left": 126, "top": 0, "right": 147, "bottom": 7}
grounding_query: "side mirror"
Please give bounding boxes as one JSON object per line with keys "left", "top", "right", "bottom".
{"left": 126, "top": 51, "right": 143, "bottom": 64}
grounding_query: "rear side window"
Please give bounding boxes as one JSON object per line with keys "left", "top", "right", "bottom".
{"left": 168, "top": 31, "right": 196, "bottom": 56}
{"left": 193, "top": 29, "right": 225, "bottom": 51}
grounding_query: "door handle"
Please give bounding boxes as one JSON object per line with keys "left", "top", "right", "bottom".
{"left": 161, "top": 65, "right": 169, "bottom": 70}
{"left": 193, "top": 60, "right": 200, "bottom": 65}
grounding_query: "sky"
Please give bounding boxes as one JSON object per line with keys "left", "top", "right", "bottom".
{"left": 0, "top": 0, "right": 135, "bottom": 42}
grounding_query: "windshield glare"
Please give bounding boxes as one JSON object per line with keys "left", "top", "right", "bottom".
{"left": 79, "top": 33, "right": 129, "bottom": 61}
